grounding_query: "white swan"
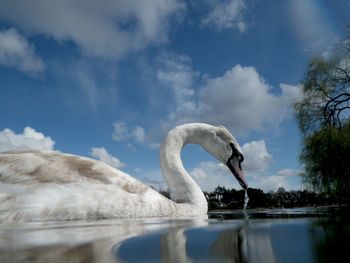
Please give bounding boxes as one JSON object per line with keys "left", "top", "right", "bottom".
{"left": 0, "top": 123, "right": 247, "bottom": 223}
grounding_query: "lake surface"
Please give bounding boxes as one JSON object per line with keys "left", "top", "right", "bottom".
{"left": 0, "top": 207, "right": 349, "bottom": 263}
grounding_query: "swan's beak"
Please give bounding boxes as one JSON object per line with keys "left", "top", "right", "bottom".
{"left": 227, "top": 158, "right": 248, "bottom": 189}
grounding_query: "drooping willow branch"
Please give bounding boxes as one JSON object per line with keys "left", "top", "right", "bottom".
{"left": 323, "top": 93, "right": 350, "bottom": 128}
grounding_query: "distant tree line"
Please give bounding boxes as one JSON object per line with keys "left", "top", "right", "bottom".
{"left": 205, "top": 186, "right": 339, "bottom": 210}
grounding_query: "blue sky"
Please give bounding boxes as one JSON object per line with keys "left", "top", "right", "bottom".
{"left": 0, "top": 0, "right": 349, "bottom": 192}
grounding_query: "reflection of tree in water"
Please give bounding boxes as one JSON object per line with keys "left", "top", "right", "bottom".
{"left": 159, "top": 226, "right": 249, "bottom": 263}
{"left": 211, "top": 228, "right": 247, "bottom": 263}
{"left": 160, "top": 223, "right": 278, "bottom": 263}
{"left": 117, "top": 209, "right": 349, "bottom": 263}
{"left": 14, "top": 211, "right": 346, "bottom": 263}
{"left": 118, "top": 222, "right": 277, "bottom": 263}
{"left": 310, "top": 215, "right": 350, "bottom": 263}
{"left": 118, "top": 224, "right": 248, "bottom": 263}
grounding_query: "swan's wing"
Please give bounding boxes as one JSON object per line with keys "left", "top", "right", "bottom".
{"left": 0, "top": 150, "right": 148, "bottom": 194}
{"left": 0, "top": 151, "right": 180, "bottom": 223}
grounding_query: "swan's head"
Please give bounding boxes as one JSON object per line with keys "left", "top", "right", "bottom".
{"left": 203, "top": 125, "right": 248, "bottom": 189}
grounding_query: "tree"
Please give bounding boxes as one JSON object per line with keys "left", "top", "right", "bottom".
{"left": 294, "top": 50, "right": 350, "bottom": 135}
{"left": 300, "top": 123, "right": 350, "bottom": 199}
{"left": 294, "top": 26, "right": 350, "bottom": 201}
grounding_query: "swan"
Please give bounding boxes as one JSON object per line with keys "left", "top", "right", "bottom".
{"left": 0, "top": 123, "right": 247, "bottom": 223}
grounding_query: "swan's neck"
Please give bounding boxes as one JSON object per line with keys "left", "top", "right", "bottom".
{"left": 160, "top": 124, "right": 210, "bottom": 207}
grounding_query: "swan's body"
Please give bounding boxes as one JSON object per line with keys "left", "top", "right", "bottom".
{"left": 0, "top": 123, "right": 247, "bottom": 223}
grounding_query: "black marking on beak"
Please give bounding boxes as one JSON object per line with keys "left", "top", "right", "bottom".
{"left": 227, "top": 143, "right": 248, "bottom": 189}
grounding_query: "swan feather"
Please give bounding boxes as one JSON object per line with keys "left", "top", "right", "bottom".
{"left": 0, "top": 123, "right": 246, "bottom": 223}
{"left": 0, "top": 151, "right": 176, "bottom": 222}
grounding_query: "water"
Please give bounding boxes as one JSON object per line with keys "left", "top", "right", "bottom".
{"left": 0, "top": 207, "right": 349, "bottom": 263}
{"left": 244, "top": 189, "right": 249, "bottom": 210}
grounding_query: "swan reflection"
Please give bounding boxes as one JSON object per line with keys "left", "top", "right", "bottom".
{"left": 1, "top": 212, "right": 347, "bottom": 263}
{"left": 0, "top": 218, "right": 208, "bottom": 263}
{"left": 116, "top": 220, "right": 273, "bottom": 263}
{"left": 116, "top": 220, "right": 287, "bottom": 263}
{"left": 2, "top": 219, "right": 276, "bottom": 263}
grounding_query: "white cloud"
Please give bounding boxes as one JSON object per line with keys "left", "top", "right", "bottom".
{"left": 201, "top": 0, "right": 247, "bottom": 32}
{"left": 156, "top": 52, "right": 195, "bottom": 103}
{"left": 248, "top": 171, "right": 302, "bottom": 192}
{"left": 187, "top": 140, "right": 272, "bottom": 191}
{"left": 73, "top": 62, "right": 100, "bottom": 110}
{"left": 112, "top": 122, "right": 146, "bottom": 144}
{"left": 276, "top": 168, "right": 301, "bottom": 177}
{"left": 190, "top": 167, "right": 208, "bottom": 180}
{"left": 50, "top": 58, "right": 119, "bottom": 111}
{"left": 185, "top": 139, "right": 301, "bottom": 192}
{"left": 241, "top": 140, "right": 272, "bottom": 173}
{"left": 287, "top": 0, "right": 337, "bottom": 54}
{"left": 112, "top": 122, "right": 129, "bottom": 142}
{"left": 189, "top": 161, "right": 301, "bottom": 192}
{"left": 132, "top": 126, "right": 145, "bottom": 144}
{"left": 190, "top": 161, "right": 241, "bottom": 191}
{"left": 133, "top": 150, "right": 300, "bottom": 193}
{"left": 250, "top": 174, "right": 290, "bottom": 192}
{"left": 197, "top": 65, "right": 301, "bottom": 132}
{"left": 190, "top": 161, "right": 229, "bottom": 180}
{"left": 90, "top": 147, "right": 125, "bottom": 169}
{"left": 148, "top": 63, "right": 301, "bottom": 143}
{"left": 0, "top": 0, "right": 185, "bottom": 59}
{"left": 0, "top": 28, "right": 44, "bottom": 74}
{"left": 0, "top": 127, "right": 54, "bottom": 152}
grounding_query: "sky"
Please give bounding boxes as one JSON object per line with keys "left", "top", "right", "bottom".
{"left": 0, "top": 0, "right": 349, "bottom": 193}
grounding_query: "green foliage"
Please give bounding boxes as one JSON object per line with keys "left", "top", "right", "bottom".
{"left": 294, "top": 26, "right": 350, "bottom": 201}
{"left": 300, "top": 121, "right": 350, "bottom": 200}
{"left": 206, "top": 186, "right": 337, "bottom": 209}
{"left": 294, "top": 25, "right": 350, "bottom": 135}
{"left": 294, "top": 56, "right": 350, "bottom": 135}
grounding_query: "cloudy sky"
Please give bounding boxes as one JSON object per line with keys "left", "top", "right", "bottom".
{"left": 0, "top": 0, "right": 349, "bottom": 192}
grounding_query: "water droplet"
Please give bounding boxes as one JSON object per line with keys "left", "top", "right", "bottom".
{"left": 243, "top": 189, "right": 249, "bottom": 210}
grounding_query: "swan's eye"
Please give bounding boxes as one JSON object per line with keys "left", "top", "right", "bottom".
{"left": 229, "top": 143, "right": 244, "bottom": 160}
{"left": 239, "top": 154, "right": 244, "bottom": 163}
